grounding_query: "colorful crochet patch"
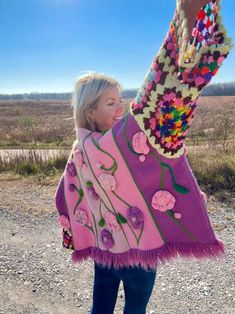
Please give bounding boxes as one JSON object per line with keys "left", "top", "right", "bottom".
{"left": 131, "top": 0, "right": 232, "bottom": 158}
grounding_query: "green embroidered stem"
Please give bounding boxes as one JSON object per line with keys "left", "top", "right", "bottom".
{"left": 98, "top": 200, "right": 106, "bottom": 227}
{"left": 85, "top": 224, "right": 94, "bottom": 234}
{"left": 100, "top": 199, "right": 111, "bottom": 212}
{"left": 114, "top": 126, "right": 167, "bottom": 243}
{"left": 112, "top": 188, "right": 145, "bottom": 246}
{"left": 90, "top": 212, "right": 99, "bottom": 247}
{"left": 149, "top": 150, "right": 189, "bottom": 194}
{"left": 125, "top": 220, "right": 139, "bottom": 243}
{"left": 166, "top": 210, "right": 197, "bottom": 241}
{"left": 79, "top": 168, "right": 87, "bottom": 183}
{"left": 137, "top": 224, "right": 144, "bottom": 246}
{"left": 91, "top": 138, "right": 118, "bottom": 174}
{"left": 160, "top": 164, "right": 165, "bottom": 189}
{"left": 112, "top": 191, "right": 132, "bottom": 208}
{"left": 82, "top": 132, "right": 132, "bottom": 249}
{"left": 160, "top": 162, "right": 189, "bottom": 194}
{"left": 73, "top": 189, "right": 84, "bottom": 215}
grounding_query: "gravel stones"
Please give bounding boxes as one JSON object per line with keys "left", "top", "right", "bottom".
{"left": 0, "top": 180, "right": 234, "bottom": 313}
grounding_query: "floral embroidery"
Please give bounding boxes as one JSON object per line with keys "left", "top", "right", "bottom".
{"left": 74, "top": 208, "right": 88, "bottom": 225}
{"left": 69, "top": 183, "right": 76, "bottom": 192}
{"left": 95, "top": 161, "right": 103, "bottom": 169}
{"left": 132, "top": 132, "right": 150, "bottom": 155}
{"left": 100, "top": 229, "right": 115, "bottom": 249}
{"left": 66, "top": 160, "right": 76, "bottom": 177}
{"left": 139, "top": 155, "right": 146, "bottom": 162}
{"left": 174, "top": 212, "right": 182, "bottom": 219}
{"left": 105, "top": 212, "right": 120, "bottom": 232}
{"left": 151, "top": 190, "right": 176, "bottom": 212}
{"left": 87, "top": 186, "right": 99, "bottom": 200}
{"left": 98, "top": 173, "right": 116, "bottom": 191}
{"left": 57, "top": 215, "right": 70, "bottom": 230}
{"left": 74, "top": 150, "right": 84, "bottom": 167}
{"left": 127, "top": 207, "right": 144, "bottom": 229}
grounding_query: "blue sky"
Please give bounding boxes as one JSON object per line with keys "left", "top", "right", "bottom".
{"left": 0, "top": 0, "right": 234, "bottom": 94}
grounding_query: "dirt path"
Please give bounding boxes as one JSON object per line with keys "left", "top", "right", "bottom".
{"left": 0, "top": 178, "right": 234, "bottom": 314}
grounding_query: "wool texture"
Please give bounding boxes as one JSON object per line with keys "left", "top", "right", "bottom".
{"left": 55, "top": 0, "right": 232, "bottom": 270}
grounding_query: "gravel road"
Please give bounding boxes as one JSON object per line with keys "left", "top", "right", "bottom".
{"left": 0, "top": 178, "right": 234, "bottom": 314}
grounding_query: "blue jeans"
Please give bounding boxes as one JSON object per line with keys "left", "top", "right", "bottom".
{"left": 90, "top": 262, "right": 157, "bottom": 314}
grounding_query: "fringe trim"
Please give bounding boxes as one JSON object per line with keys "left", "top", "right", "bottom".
{"left": 71, "top": 240, "right": 225, "bottom": 270}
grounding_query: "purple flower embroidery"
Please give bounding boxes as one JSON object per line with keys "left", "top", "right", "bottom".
{"left": 98, "top": 173, "right": 116, "bottom": 191}
{"left": 66, "top": 160, "right": 76, "bottom": 177}
{"left": 127, "top": 207, "right": 144, "bottom": 229}
{"left": 74, "top": 208, "right": 88, "bottom": 225}
{"left": 151, "top": 190, "right": 176, "bottom": 212}
{"left": 87, "top": 186, "right": 99, "bottom": 200}
{"left": 100, "top": 229, "right": 115, "bottom": 249}
{"left": 69, "top": 183, "right": 76, "bottom": 192}
{"left": 57, "top": 215, "right": 70, "bottom": 230}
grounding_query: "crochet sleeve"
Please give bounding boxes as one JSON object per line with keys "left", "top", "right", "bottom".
{"left": 130, "top": 0, "right": 232, "bottom": 158}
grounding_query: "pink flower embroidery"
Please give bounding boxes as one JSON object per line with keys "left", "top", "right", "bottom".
{"left": 139, "top": 155, "right": 146, "bottom": 162}
{"left": 74, "top": 208, "right": 88, "bottom": 225}
{"left": 151, "top": 190, "right": 176, "bottom": 212}
{"left": 74, "top": 150, "right": 84, "bottom": 167}
{"left": 98, "top": 173, "right": 116, "bottom": 191}
{"left": 174, "top": 212, "right": 182, "bottom": 219}
{"left": 132, "top": 132, "right": 150, "bottom": 155}
{"left": 57, "top": 215, "right": 70, "bottom": 230}
{"left": 105, "top": 212, "right": 120, "bottom": 232}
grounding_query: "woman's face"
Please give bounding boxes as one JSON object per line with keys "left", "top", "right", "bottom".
{"left": 90, "top": 86, "right": 125, "bottom": 132}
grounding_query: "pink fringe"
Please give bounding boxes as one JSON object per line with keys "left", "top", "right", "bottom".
{"left": 71, "top": 240, "right": 225, "bottom": 270}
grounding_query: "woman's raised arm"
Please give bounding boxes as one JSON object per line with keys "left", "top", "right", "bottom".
{"left": 131, "top": 0, "right": 232, "bottom": 158}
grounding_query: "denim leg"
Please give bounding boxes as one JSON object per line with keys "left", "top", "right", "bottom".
{"left": 120, "top": 266, "right": 157, "bottom": 314}
{"left": 90, "top": 262, "right": 121, "bottom": 314}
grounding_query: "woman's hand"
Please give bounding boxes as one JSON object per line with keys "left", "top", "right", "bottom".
{"left": 200, "top": 190, "right": 207, "bottom": 203}
{"left": 180, "top": 0, "right": 213, "bottom": 37}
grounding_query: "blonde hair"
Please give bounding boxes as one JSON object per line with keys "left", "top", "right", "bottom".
{"left": 69, "top": 72, "right": 121, "bottom": 159}
{"left": 72, "top": 72, "right": 121, "bottom": 132}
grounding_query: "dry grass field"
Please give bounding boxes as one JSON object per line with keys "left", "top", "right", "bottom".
{"left": 0, "top": 99, "right": 74, "bottom": 148}
{"left": 0, "top": 96, "right": 234, "bottom": 148}
{"left": 0, "top": 96, "right": 234, "bottom": 202}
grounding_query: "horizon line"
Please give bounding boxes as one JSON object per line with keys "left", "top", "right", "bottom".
{"left": 0, "top": 81, "right": 235, "bottom": 96}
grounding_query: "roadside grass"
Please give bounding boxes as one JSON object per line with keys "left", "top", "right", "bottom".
{"left": 1, "top": 145, "right": 234, "bottom": 204}
{"left": 187, "top": 145, "right": 235, "bottom": 203}
{"left": 0, "top": 150, "right": 69, "bottom": 176}
{"left": 0, "top": 96, "right": 234, "bottom": 203}
{"left": 1, "top": 96, "right": 234, "bottom": 148}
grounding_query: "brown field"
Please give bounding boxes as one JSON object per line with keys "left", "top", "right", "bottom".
{"left": 0, "top": 96, "right": 234, "bottom": 148}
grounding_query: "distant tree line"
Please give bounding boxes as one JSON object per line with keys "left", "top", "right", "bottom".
{"left": 201, "top": 82, "right": 235, "bottom": 96}
{"left": 0, "top": 82, "right": 235, "bottom": 100}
